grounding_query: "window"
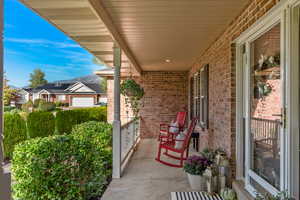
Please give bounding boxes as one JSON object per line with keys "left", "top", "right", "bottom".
{"left": 57, "top": 95, "right": 66, "bottom": 101}
{"left": 191, "top": 64, "right": 209, "bottom": 129}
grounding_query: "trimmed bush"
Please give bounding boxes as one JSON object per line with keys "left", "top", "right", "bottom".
{"left": 38, "top": 101, "right": 56, "bottom": 111}
{"left": 72, "top": 121, "right": 112, "bottom": 150}
{"left": 21, "top": 100, "right": 33, "bottom": 112}
{"left": 55, "top": 110, "right": 89, "bottom": 135}
{"left": 33, "top": 99, "right": 46, "bottom": 108}
{"left": 78, "top": 107, "right": 107, "bottom": 122}
{"left": 56, "top": 107, "right": 107, "bottom": 134}
{"left": 27, "top": 111, "right": 55, "bottom": 138}
{"left": 71, "top": 121, "right": 112, "bottom": 186}
{"left": 4, "top": 106, "right": 15, "bottom": 112}
{"left": 3, "top": 113, "right": 27, "bottom": 159}
{"left": 12, "top": 122, "right": 112, "bottom": 199}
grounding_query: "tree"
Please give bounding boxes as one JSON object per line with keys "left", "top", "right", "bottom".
{"left": 29, "top": 68, "right": 48, "bottom": 88}
{"left": 99, "top": 78, "right": 107, "bottom": 93}
{"left": 3, "top": 77, "right": 18, "bottom": 106}
{"left": 93, "top": 57, "right": 107, "bottom": 93}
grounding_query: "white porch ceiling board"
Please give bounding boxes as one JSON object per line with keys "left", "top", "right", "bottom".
{"left": 19, "top": 0, "right": 132, "bottom": 69}
{"left": 101, "top": 0, "right": 249, "bottom": 71}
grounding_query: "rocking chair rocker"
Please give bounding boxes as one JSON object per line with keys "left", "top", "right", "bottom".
{"left": 155, "top": 118, "right": 197, "bottom": 168}
{"left": 158, "top": 111, "right": 187, "bottom": 142}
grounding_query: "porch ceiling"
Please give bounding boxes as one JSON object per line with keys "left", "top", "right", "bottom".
{"left": 98, "top": 0, "right": 250, "bottom": 71}
{"left": 20, "top": 0, "right": 249, "bottom": 72}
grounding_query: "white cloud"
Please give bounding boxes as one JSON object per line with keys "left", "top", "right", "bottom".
{"left": 5, "top": 37, "right": 80, "bottom": 48}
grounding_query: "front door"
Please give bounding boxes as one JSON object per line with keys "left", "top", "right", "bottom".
{"left": 244, "top": 23, "right": 285, "bottom": 195}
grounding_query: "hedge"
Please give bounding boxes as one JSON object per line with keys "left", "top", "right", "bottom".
{"left": 27, "top": 111, "right": 55, "bottom": 138}
{"left": 3, "top": 113, "right": 27, "bottom": 159}
{"left": 21, "top": 100, "right": 33, "bottom": 112}
{"left": 4, "top": 106, "right": 15, "bottom": 112}
{"left": 72, "top": 121, "right": 112, "bottom": 163}
{"left": 33, "top": 99, "right": 46, "bottom": 108}
{"left": 56, "top": 107, "right": 107, "bottom": 135}
{"left": 12, "top": 121, "right": 112, "bottom": 200}
{"left": 38, "top": 101, "right": 56, "bottom": 112}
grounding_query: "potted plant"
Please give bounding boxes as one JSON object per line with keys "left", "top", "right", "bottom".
{"left": 255, "top": 191, "right": 294, "bottom": 200}
{"left": 220, "top": 188, "right": 237, "bottom": 200}
{"left": 183, "top": 155, "right": 212, "bottom": 190}
{"left": 120, "top": 79, "right": 144, "bottom": 118}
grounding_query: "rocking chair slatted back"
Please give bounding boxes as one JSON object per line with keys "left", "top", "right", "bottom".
{"left": 176, "top": 112, "right": 187, "bottom": 128}
{"left": 182, "top": 118, "right": 197, "bottom": 149}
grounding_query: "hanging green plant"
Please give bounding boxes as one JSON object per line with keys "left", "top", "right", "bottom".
{"left": 120, "top": 79, "right": 144, "bottom": 118}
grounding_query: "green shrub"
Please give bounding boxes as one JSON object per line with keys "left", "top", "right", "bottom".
{"left": 77, "top": 107, "right": 107, "bottom": 122}
{"left": 4, "top": 106, "right": 15, "bottom": 112}
{"left": 38, "top": 101, "right": 56, "bottom": 111}
{"left": 56, "top": 107, "right": 107, "bottom": 135}
{"left": 21, "top": 100, "right": 33, "bottom": 112}
{"left": 3, "top": 113, "right": 27, "bottom": 159}
{"left": 12, "top": 123, "right": 112, "bottom": 199}
{"left": 72, "top": 121, "right": 112, "bottom": 149}
{"left": 33, "top": 99, "right": 46, "bottom": 108}
{"left": 55, "top": 110, "right": 89, "bottom": 135}
{"left": 71, "top": 121, "right": 112, "bottom": 182}
{"left": 55, "top": 101, "right": 63, "bottom": 107}
{"left": 27, "top": 111, "right": 55, "bottom": 138}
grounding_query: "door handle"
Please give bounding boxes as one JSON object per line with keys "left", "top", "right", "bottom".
{"left": 272, "top": 114, "right": 282, "bottom": 117}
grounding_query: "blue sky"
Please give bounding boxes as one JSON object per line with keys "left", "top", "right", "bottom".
{"left": 4, "top": 0, "right": 105, "bottom": 87}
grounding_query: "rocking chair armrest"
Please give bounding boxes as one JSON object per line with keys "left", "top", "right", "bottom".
{"left": 174, "top": 139, "right": 185, "bottom": 142}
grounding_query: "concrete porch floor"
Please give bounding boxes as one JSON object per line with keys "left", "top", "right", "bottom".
{"left": 102, "top": 139, "right": 198, "bottom": 200}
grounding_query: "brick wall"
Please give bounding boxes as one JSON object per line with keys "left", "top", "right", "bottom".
{"left": 107, "top": 72, "right": 188, "bottom": 138}
{"left": 138, "top": 72, "right": 188, "bottom": 138}
{"left": 187, "top": 0, "right": 281, "bottom": 178}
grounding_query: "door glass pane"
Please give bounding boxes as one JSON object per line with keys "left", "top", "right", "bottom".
{"left": 249, "top": 24, "right": 281, "bottom": 190}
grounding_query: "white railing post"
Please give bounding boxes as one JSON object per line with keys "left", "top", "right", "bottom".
{"left": 0, "top": 0, "right": 11, "bottom": 198}
{"left": 112, "top": 44, "right": 121, "bottom": 179}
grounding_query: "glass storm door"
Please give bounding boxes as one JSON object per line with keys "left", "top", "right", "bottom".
{"left": 245, "top": 23, "right": 285, "bottom": 195}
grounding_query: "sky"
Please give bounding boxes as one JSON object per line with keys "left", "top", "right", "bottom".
{"left": 4, "top": 0, "right": 105, "bottom": 87}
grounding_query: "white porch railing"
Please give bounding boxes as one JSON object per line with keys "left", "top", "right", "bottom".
{"left": 120, "top": 117, "right": 141, "bottom": 172}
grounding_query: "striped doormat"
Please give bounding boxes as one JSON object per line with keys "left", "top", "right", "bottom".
{"left": 170, "top": 192, "right": 223, "bottom": 200}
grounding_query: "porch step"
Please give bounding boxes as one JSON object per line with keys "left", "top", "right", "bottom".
{"left": 170, "top": 192, "right": 223, "bottom": 200}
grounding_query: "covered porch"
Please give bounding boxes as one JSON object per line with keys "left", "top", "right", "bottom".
{"left": 0, "top": 0, "right": 299, "bottom": 199}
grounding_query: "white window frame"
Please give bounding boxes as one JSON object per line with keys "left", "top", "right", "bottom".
{"left": 235, "top": 0, "right": 299, "bottom": 198}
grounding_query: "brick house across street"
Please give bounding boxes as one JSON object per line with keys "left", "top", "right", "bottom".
{"left": 19, "top": 81, "right": 106, "bottom": 107}
{"left": 1, "top": 0, "right": 300, "bottom": 200}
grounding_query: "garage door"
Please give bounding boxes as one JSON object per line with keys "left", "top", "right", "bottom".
{"left": 72, "top": 97, "right": 94, "bottom": 107}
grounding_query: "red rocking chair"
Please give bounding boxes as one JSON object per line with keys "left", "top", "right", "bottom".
{"left": 158, "top": 111, "right": 187, "bottom": 142}
{"left": 155, "top": 118, "right": 197, "bottom": 168}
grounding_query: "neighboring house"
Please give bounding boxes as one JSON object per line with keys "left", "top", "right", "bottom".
{"left": 19, "top": 82, "right": 106, "bottom": 107}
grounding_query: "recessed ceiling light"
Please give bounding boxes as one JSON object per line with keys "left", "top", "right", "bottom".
{"left": 165, "top": 59, "right": 171, "bottom": 63}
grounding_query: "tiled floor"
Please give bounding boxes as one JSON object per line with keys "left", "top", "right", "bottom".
{"left": 102, "top": 139, "right": 198, "bottom": 200}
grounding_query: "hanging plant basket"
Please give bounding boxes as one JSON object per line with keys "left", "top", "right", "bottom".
{"left": 120, "top": 79, "right": 144, "bottom": 99}
{"left": 120, "top": 79, "right": 144, "bottom": 118}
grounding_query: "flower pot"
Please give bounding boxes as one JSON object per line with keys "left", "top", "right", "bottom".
{"left": 186, "top": 173, "right": 206, "bottom": 191}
